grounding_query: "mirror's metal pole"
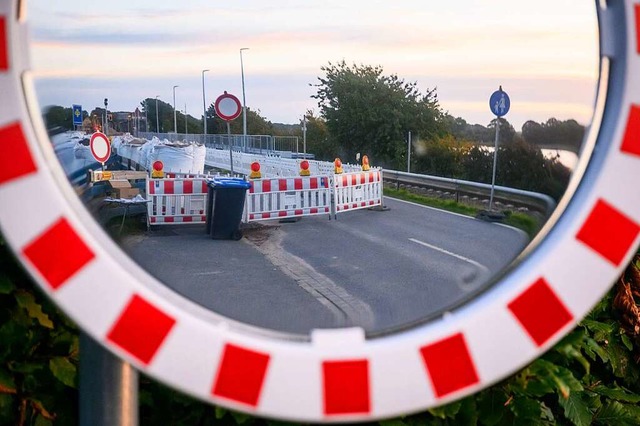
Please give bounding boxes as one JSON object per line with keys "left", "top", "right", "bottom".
{"left": 79, "top": 333, "right": 138, "bottom": 426}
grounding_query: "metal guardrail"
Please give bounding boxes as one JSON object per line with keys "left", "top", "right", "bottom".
{"left": 382, "top": 170, "right": 557, "bottom": 217}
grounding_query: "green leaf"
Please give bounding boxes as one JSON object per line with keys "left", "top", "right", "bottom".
{"left": 0, "top": 368, "right": 16, "bottom": 395}
{"left": 0, "top": 276, "right": 15, "bottom": 294}
{"left": 49, "top": 357, "right": 76, "bottom": 388}
{"left": 230, "top": 409, "right": 253, "bottom": 424}
{"left": 558, "top": 392, "right": 592, "bottom": 426}
{"left": 378, "top": 420, "right": 408, "bottom": 426}
{"left": 581, "top": 319, "right": 614, "bottom": 341}
{"left": 14, "top": 290, "right": 54, "bottom": 329}
{"left": 582, "top": 337, "right": 609, "bottom": 363}
{"left": 594, "top": 401, "right": 639, "bottom": 426}
{"left": 592, "top": 385, "right": 640, "bottom": 404}
{"left": 428, "top": 400, "right": 462, "bottom": 419}
{"left": 620, "top": 333, "right": 633, "bottom": 351}
{"left": 215, "top": 406, "right": 227, "bottom": 419}
{"left": 509, "top": 396, "right": 542, "bottom": 423}
{"left": 476, "top": 388, "right": 508, "bottom": 426}
{"left": 540, "top": 402, "right": 555, "bottom": 423}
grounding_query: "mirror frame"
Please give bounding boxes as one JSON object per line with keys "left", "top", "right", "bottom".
{"left": 0, "top": 0, "right": 639, "bottom": 422}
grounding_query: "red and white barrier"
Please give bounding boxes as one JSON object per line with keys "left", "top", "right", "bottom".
{"left": 333, "top": 170, "right": 383, "bottom": 214}
{"left": 147, "top": 178, "right": 209, "bottom": 225}
{"left": 246, "top": 176, "right": 331, "bottom": 221}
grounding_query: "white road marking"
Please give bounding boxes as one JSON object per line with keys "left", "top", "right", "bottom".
{"left": 409, "top": 238, "right": 490, "bottom": 274}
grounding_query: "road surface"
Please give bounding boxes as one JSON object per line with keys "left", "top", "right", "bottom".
{"left": 122, "top": 197, "right": 528, "bottom": 337}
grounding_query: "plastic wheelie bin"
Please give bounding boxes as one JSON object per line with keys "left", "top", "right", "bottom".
{"left": 206, "top": 178, "right": 251, "bottom": 240}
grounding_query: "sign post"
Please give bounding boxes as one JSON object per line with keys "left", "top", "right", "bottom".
{"left": 488, "top": 86, "right": 510, "bottom": 211}
{"left": 214, "top": 91, "right": 242, "bottom": 174}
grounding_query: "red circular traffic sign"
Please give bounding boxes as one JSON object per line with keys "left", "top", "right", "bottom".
{"left": 90, "top": 132, "right": 111, "bottom": 163}
{"left": 214, "top": 91, "right": 242, "bottom": 121}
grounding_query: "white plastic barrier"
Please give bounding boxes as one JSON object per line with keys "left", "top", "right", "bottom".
{"left": 333, "top": 170, "right": 383, "bottom": 215}
{"left": 245, "top": 176, "right": 332, "bottom": 221}
{"left": 146, "top": 177, "right": 209, "bottom": 225}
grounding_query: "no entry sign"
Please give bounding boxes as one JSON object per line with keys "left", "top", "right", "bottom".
{"left": 214, "top": 91, "right": 242, "bottom": 122}
{"left": 89, "top": 132, "right": 111, "bottom": 164}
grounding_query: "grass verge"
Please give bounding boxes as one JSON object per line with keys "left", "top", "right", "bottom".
{"left": 383, "top": 187, "right": 540, "bottom": 239}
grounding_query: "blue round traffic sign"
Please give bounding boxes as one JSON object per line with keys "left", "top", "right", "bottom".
{"left": 489, "top": 88, "right": 510, "bottom": 117}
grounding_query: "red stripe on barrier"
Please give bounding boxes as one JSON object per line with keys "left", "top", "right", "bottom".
{"left": 148, "top": 181, "right": 155, "bottom": 195}
{"left": 294, "top": 178, "right": 303, "bottom": 190}
{"left": 249, "top": 181, "right": 255, "bottom": 194}
{"left": 200, "top": 216, "right": 206, "bottom": 222}
{"left": 508, "top": 278, "right": 573, "bottom": 347}
{"left": 279, "top": 179, "right": 288, "bottom": 191}
{"left": 310, "top": 178, "right": 318, "bottom": 190}
{"left": 0, "top": 122, "right": 38, "bottom": 185}
{"left": 342, "top": 175, "right": 348, "bottom": 187}
{"left": 165, "top": 217, "right": 175, "bottom": 223}
{"left": 107, "top": 295, "right": 176, "bottom": 365}
{"left": 164, "top": 181, "right": 174, "bottom": 195}
{"left": 212, "top": 344, "right": 270, "bottom": 407}
{"left": 576, "top": 199, "right": 640, "bottom": 266}
{"left": 263, "top": 213, "right": 271, "bottom": 219}
{"left": 22, "top": 218, "right": 96, "bottom": 290}
{"left": 183, "top": 180, "right": 193, "bottom": 194}
{"left": 263, "top": 180, "right": 271, "bottom": 193}
{"left": 249, "top": 214, "right": 255, "bottom": 220}
{"left": 420, "top": 333, "right": 479, "bottom": 398}
{"left": 278, "top": 211, "right": 287, "bottom": 217}
{"left": 183, "top": 216, "right": 193, "bottom": 222}
{"left": 0, "top": 16, "right": 8, "bottom": 71}
{"left": 621, "top": 105, "right": 640, "bottom": 156}
{"left": 202, "top": 181, "right": 208, "bottom": 193}
{"left": 311, "top": 208, "right": 318, "bottom": 214}
{"left": 323, "top": 360, "right": 370, "bottom": 415}
{"left": 295, "top": 209, "right": 303, "bottom": 216}
{"left": 369, "top": 173, "right": 374, "bottom": 183}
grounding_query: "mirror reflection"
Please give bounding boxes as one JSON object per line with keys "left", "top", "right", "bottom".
{"left": 29, "top": 1, "right": 598, "bottom": 336}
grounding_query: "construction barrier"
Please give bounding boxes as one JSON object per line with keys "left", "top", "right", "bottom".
{"left": 245, "top": 176, "right": 332, "bottom": 221}
{"left": 146, "top": 177, "right": 209, "bottom": 225}
{"left": 333, "top": 170, "right": 383, "bottom": 215}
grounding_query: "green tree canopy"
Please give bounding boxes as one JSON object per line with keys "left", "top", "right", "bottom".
{"left": 312, "top": 61, "right": 445, "bottom": 169}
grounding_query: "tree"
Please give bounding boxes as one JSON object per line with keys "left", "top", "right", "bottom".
{"left": 43, "top": 106, "right": 87, "bottom": 131}
{"left": 488, "top": 117, "right": 517, "bottom": 146}
{"left": 206, "top": 104, "right": 273, "bottom": 135}
{"left": 312, "top": 61, "right": 445, "bottom": 169}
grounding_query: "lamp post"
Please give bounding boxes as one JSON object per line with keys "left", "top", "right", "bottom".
{"left": 184, "top": 104, "right": 188, "bottom": 135}
{"left": 240, "top": 47, "right": 249, "bottom": 151}
{"left": 103, "top": 98, "right": 108, "bottom": 136}
{"left": 202, "top": 69, "right": 209, "bottom": 140}
{"left": 172, "top": 85, "right": 179, "bottom": 134}
{"left": 155, "top": 95, "right": 160, "bottom": 133}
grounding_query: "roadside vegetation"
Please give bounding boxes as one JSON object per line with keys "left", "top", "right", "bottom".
{"left": 383, "top": 187, "right": 540, "bottom": 239}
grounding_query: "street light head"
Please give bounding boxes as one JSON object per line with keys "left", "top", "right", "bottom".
{"left": 240, "top": 47, "right": 249, "bottom": 52}
{"left": 203, "top": 69, "right": 210, "bottom": 73}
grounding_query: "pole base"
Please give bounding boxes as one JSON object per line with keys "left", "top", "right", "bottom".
{"left": 476, "top": 209, "right": 506, "bottom": 223}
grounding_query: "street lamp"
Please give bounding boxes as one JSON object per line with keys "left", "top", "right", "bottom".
{"left": 155, "top": 95, "right": 160, "bottom": 133}
{"left": 103, "top": 98, "right": 108, "bottom": 136}
{"left": 172, "top": 85, "right": 179, "bottom": 134}
{"left": 240, "top": 47, "right": 249, "bottom": 150}
{"left": 184, "top": 104, "right": 188, "bottom": 135}
{"left": 202, "top": 69, "right": 209, "bottom": 138}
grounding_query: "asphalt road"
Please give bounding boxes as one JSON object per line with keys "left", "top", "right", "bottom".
{"left": 122, "top": 197, "right": 529, "bottom": 337}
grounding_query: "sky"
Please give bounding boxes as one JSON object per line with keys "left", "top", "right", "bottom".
{"left": 28, "top": 1, "right": 599, "bottom": 130}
